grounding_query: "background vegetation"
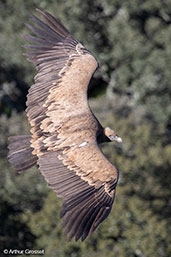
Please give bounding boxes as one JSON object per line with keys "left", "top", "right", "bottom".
{"left": 0, "top": 0, "right": 171, "bottom": 256}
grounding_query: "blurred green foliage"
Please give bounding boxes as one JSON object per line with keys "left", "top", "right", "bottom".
{"left": 0, "top": 0, "right": 171, "bottom": 257}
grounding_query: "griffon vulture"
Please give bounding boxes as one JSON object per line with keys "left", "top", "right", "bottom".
{"left": 8, "top": 9, "right": 122, "bottom": 241}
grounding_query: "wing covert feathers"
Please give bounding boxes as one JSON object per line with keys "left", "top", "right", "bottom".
{"left": 23, "top": 9, "right": 119, "bottom": 241}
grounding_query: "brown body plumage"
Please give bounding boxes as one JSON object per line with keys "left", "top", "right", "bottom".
{"left": 8, "top": 9, "right": 122, "bottom": 241}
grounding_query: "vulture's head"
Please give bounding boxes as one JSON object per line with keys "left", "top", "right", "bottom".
{"left": 104, "top": 127, "right": 122, "bottom": 143}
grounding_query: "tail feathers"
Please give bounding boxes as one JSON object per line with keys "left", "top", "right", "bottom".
{"left": 8, "top": 135, "right": 37, "bottom": 172}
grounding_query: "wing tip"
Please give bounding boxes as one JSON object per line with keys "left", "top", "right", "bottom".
{"left": 35, "top": 8, "right": 49, "bottom": 17}
{"left": 60, "top": 186, "right": 115, "bottom": 241}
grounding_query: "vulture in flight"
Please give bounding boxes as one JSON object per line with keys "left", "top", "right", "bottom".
{"left": 8, "top": 9, "right": 122, "bottom": 241}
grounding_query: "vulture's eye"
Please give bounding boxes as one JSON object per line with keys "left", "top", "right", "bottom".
{"left": 109, "top": 135, "right": 115, "bottom": 141}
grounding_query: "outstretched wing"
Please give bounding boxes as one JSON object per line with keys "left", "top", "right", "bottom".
{"left": 24, "top": 9, "right": 119, "bottom": 241}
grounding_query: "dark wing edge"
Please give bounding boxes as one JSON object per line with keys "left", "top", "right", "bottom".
{"left": 23, "top": 9, "right": 91, "bottom": 70}
{"left": 38, "top": 151, "right": 117, "bottom": 241}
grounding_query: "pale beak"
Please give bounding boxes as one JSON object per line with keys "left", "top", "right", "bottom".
{"left": 114, "top": 135, "right": 122, "bottom": 143}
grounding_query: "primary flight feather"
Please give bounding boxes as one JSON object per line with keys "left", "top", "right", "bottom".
{"left": 8, "top": 9, "right": 122, "bottom": 241}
